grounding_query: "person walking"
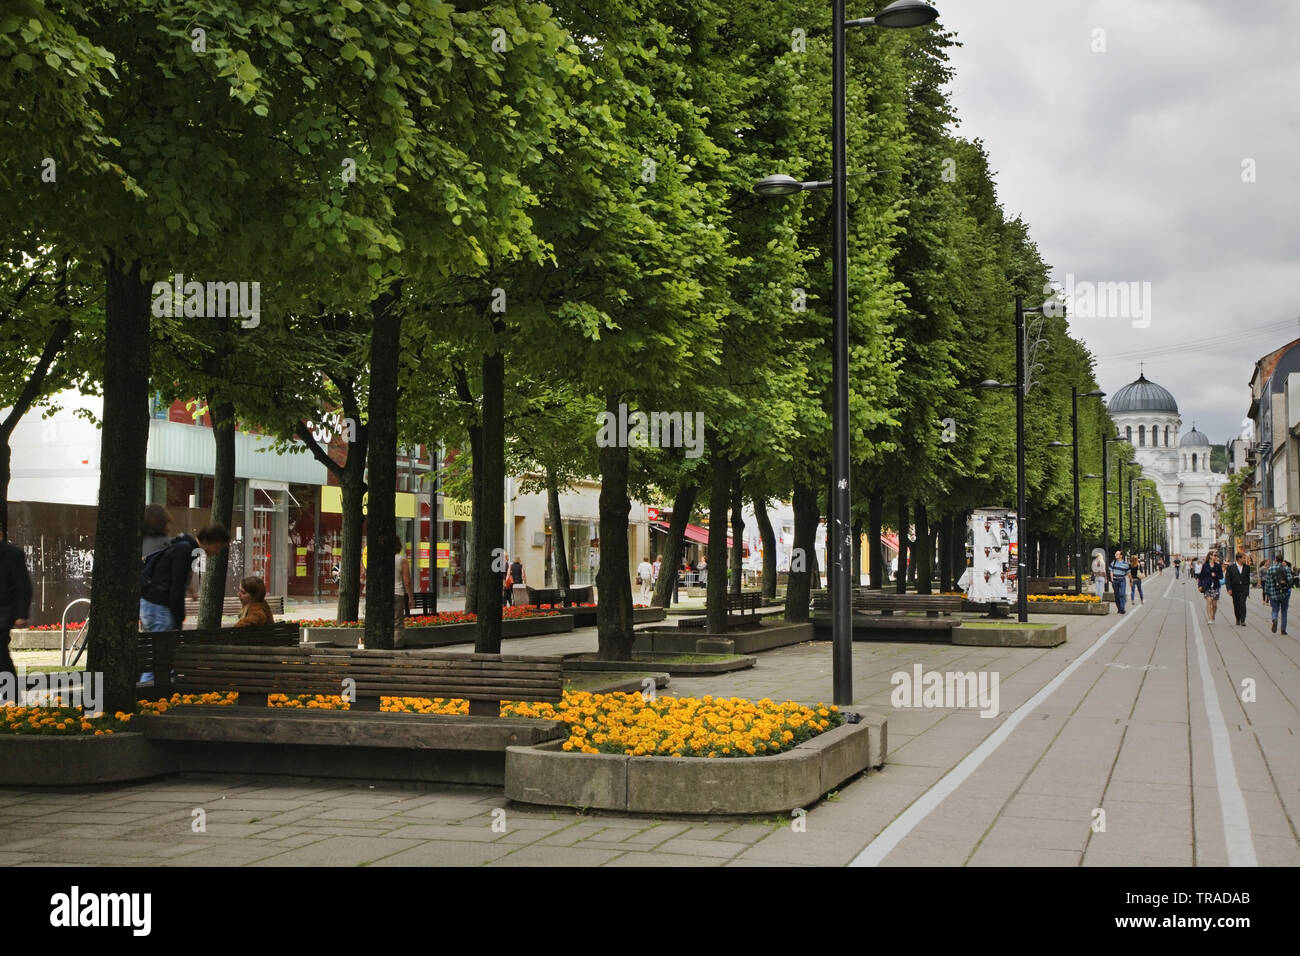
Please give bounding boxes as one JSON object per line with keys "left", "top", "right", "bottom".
{"left": 1091, "top": 551, "right": 1107, "bottom": 600}
{"left": 393, "top": 540, "right": 412, "bottom": 648}
{"left": 636, "top": 556, "right": 654, "bottom": 604}
{"left": 0, "top": 527, "right": 33, "bottom": 681}
{"left": 1263, "top": 551, "right": 1292, "bottom": 635}
{"left": 1224, "top": 551, "right": 1251, "bottom": 626}
{"left": 501, "top": 554, "right": 514, "bottom": 607}
{"left": 1109, "top": 549, "right": 1130, "bottom": 614}
{"left": 651, "top": 554, "right": 663, "bottom": 591}
{"left": 510, "top": 555, "right": 526, "bottom": 607}
{"left": 1197, "top": 550, "right": 1223, "bottom": 622}
{"left": 1129, "top": 556, "right": 1144, "bottom": 605}
{"left": 1258, "top": 558, "right": 1271, "bottom": 607}
{"left": 139, "top": 524, "right": 231, "bottom": 682}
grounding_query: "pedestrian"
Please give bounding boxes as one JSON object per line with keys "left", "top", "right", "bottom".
{"left": 1197, "top": 550, "right": 1223, "bottom": 622}
{"left": 139, "top": 524, "right": 231, "bottom": 682}
{"left": 1091, "top": 550, "right": 1107, "bottom": 600}
{"left": 501, "top": 554, "right": 513, "bottom": 607}
{"left": 233, "top": 576, "right": 275, "bottom": 627}
{"left": 1259, "top": 558, "right": 1272, "bottom": 606}
{"left": 1224, "top": 550, "right": 1251, "bottom": 626}
{"left": 1109, "top": 549, "right": 1130, "bottom": 614}
{"left": 393, "top": 540, "right": 412, "bottom": 648}
{"left": 652, "top": 554, "right": 663, "bottom": 589}
{"left": 1262, "top": 551, "right": 1292, "bottom": 635}
{"left": 0, "top": 526, "right": 33, "bottom": 681}
{"left": 698, "top": 555, "right": 708, "bottom": 585}
{"left": 1173, "top": 555, "right": 1181, "bottom": 580}
{"left": 1129, "top": 556, "right": 1144, "bottom": 605}
{"left": 510, "top": 554, "right": 526, "bottom": 606}
{"left": 636, "top": 556, "right": 653, "bottom": 604}
{"left": 142, "top": 504, "right": 171, "bottom": 558}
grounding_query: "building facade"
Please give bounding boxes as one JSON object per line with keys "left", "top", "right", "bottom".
{"left": 1239, "top": 338, "right": 1300, "bottom": 564}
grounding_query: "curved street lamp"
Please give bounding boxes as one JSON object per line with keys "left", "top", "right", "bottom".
{"left": 752, "top": 1, "right": 937, "bottom": 706}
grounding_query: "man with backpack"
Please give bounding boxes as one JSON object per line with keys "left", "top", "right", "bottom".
{"left": 1262, "top": 551, "right": 1293, "bottom": 635}
{"left": 141, "top": 524, "right": 232, "bottom": 632}
{"left": 0, "top": 527, "right": 33, "bottom": 683}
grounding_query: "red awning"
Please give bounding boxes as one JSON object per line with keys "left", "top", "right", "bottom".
{"left": 651, "top": 521, "right": 733, "bottom": 549}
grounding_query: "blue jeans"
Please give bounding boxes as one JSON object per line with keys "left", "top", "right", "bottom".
{"left": 1270, "top": 594, "right": 1289, "bottom": 633}
{"left": 1114, "top": 579, "right": 1128, "bottom": 612}
{"left": 139, "top": 599, "right": 176, "bottom": 683}
{"left": 1130, "top": 578, "right": 1144, "bottom": 602}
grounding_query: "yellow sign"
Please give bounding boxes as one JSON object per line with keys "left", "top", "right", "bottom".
{"left": 444, "top": 498, "right": 472, "bottom": 522}
{"left": 296, "top": 566, "right": 307, "bottom": 577}
{"left": 321, "top": 487, "right": 416, "bottom": 518}
{"left": 437, "top": 541, "right": 451, "bottom": 569}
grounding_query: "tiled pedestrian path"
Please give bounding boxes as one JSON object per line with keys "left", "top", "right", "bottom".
{"left": 3, "top": 570, "right": 1296, "bottom": 866}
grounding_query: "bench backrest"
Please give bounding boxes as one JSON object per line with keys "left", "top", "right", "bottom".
{"left": 141, "top": 623, "right": 302, "bottom": 694}
{"left": 524, "top": 585, "right": 593, "bottom": 607}
{"left": 183, "top": 595, "right": 286, "bottom": 617}
{"left": 172, "top": 645, "right": 564, "bottom": 704}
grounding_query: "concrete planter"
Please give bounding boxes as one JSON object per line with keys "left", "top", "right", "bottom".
{"left": 634, "top": 621, "right": 811, "bottom": 655}
{"left": 303, "top": 614, "right": 574, "bottom": 648}
{"left": 953, "top": 623, "right": 1068, "bottom": 647}
{"left": 562, "top": 654, "right": 756, "bottom": 676}
{"left": 8, "top": 628, "right": 75, "bottom": 650}
{"left": 553, "top": 606, "right": 666, "bottom": 628}
{"left": 1027, "top": 601, "right": 1109, "bottom": 616}
{"left": 0, "top": 732, "right": 176, "bottom": 786}
{"left": 505, "top": 719, "right": 885, "bottom": 814}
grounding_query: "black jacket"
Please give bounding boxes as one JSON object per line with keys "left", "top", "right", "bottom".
{"left": 141, "top": 534, "right": 198, "bottom": 627}
{"left": 0, "top": 541, "right": 33, "bottom": 627}
{"left": 1224, "top": 562, "right": 1251, "bottom": 596}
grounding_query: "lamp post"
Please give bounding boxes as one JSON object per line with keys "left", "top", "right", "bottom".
{"left": 1102, "top": 433, "right": 1126, "bottom": 569}
{"left": 1048, "top": 387, "right": 1106, "bottom": 593}
{"left": 755, "top": 0, "right": 938, "bottom": 706}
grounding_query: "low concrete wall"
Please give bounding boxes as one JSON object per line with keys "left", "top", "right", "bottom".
{"left": 9, "top": 628, "right": 70, "bottom": 650}
{"left": 0, "top": 733, "right": 177, "bottom": 786}
{"left": 505, "top": 719, "right": 884, "bottom": 814}
{"left": 634, "top": 622, "right": 811, "bottom": 655}
{"left": 1027, "top": 601, "right": 1109, "bottom": 616}
{"left": 952, "top": 623, "right": 1068, "bottom": 647}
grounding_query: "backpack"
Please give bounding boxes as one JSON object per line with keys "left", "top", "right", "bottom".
{"left": 141, "top": 544, "right": 171, "bottom": 594}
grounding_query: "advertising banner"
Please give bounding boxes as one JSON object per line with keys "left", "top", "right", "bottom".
{"left": 960, "top": 508, "right": 1018, "bottom": 604}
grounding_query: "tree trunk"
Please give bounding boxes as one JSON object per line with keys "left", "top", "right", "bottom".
{"left": 915, "top": 501, "right": 932, "bottom": 594}
{"left": 706, "top": 440, "right": 732, "bottom": 634}
{"left": 938, "top": 513, "right": 952, "bottom": 594}
{"left": 785, "top": 479, "right": 819, "bottom": 622}
{"left": 198, "top": 397, "right": 236, "bottom": 629}
{"left": 336, "top": 469, "right": 366, "bottom": 622}
{"left": 596, "top": 394, "right": 633, "bottom": 659}
{"left": 464, "top": 422, "right": 483, "bottom": 618}
{"left": 729, "top": 477, "right": 744, "bottom": 595}
{"left": 868, "top": 490, "right": 883, "bottom": 590}
{"left": 87, "top": 255, "right": 151, "bottom": 712}
{"left": 0, "top": 442, "right": 10, "bottom": 540}
{"left": 753, "top": 495, "right": 777, "bottom": 600}
{"left": 473, "top": 348, "right": 505, "bottom": 653}
{"left": 653, "top": 482, "right": 696, "bottom": 607}
{"left": 546, "top": 468, "right": 570, "bottom": 593}
{"left": 895, "top": 499, "right": 909, "bottom": 594}
{"left": 364, "top": 287, "right": 402, "bottom": 650}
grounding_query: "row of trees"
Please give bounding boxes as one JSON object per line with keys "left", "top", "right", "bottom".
{"left": 3, "top": 1, "right": 1147, "bottom": 708}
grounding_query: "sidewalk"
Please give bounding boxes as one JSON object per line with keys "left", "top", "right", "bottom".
{"left": 3, "top": 571, "right": 1296, "bottom": 866}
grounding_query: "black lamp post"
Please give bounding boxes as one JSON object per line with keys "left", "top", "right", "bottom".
{"left": 1101, "top": 432, "right": 1126, "bottom": 570}
{"left": 755, "top": 0, "right": 938, "bottom": 706}
{"left": 1048, "top": 387, "right": 1106, "bottom": 593}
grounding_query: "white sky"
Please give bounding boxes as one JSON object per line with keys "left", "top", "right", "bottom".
{"left": 937, "top": 0, "right": 1300, "bottom": 445}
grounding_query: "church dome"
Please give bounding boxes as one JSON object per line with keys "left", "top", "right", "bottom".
{"left": 1181, "top": 426, "right": 1210, "bottom": 447}
{"left": 1109, "top": 372, "right": 1178, "bottom": 414}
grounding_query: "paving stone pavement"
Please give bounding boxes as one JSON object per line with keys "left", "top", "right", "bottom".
{"left": 3, "top": 569, "right": 1297, "bottom": 866}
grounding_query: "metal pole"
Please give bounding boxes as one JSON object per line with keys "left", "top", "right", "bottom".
{"left": 1117, "top": 459, "right": 1124, "bottom": 554}
{"left": 830, "top": 0, "right": 853, "bottom": 704}
{"left": 1015, "top": 296, "right": 1027, "bottom": 623}
{"left": 1072, "top": 386, "right": 1082, "bottom": 594}
{"left": 432, "top": 444, "right": 440, "bottom": 614}
{"left": 1102, "top": 433, "right": 1109, "bottom": 584}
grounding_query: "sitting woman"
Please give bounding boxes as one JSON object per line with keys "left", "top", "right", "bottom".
{"left": 234, "top": 576, "right": 275, "bottom": 627}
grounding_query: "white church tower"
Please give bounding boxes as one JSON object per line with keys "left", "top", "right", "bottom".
{"left": 1107, "top": 370, "right": 1226, "bottom": 559}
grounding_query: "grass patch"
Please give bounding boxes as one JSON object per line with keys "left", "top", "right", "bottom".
{"left": 563, "top": 673, "right": 660, "bottom": 692}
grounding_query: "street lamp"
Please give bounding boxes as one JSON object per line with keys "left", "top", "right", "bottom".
{"left": 754, "top": 0, "right": 938, "bottom": 706}
{"left": 1101, "top": 432, "right": 1127, "bottom": 578}
{"left": 978, "top": 375, "right": 1027, "bottom": 621}
{"left": 1048, "top": 387, "right": 1106, "bottom": 593}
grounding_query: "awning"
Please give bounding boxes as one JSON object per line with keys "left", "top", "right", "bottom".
{"left": 651, "top": 521, "right": 733, "bottom": 549}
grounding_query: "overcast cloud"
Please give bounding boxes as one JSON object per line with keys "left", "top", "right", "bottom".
{"left": 937, "top": 0, "right": 1300, "bottom": 447}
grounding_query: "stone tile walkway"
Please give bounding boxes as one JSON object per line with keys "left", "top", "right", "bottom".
{"left": 3, "top": 570, "right": 1296, "bottom": 866}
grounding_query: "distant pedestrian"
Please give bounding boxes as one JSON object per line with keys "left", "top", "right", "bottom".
{"left": 1259, "top": 559, "right": 1272, "bottom": 606}
{"left": 1174, "top": 556, "right": 1181, "bottom": 580}
{"left": 636, "top": 556, "right": 653, "bottom": 604}
{"left": 0, "top": 527, "right": 33, "bottom": 681}
{"left": 1091, "top": 551, "right": 1107, "bottom": 599}
{"left": 698, "top": 555, "right": 707, "bottom": 585}
{"left": 393, "top": 540, "right": 412, "bottom": 648}
{"left": 652, "top": 554, "right": 663, "bottom": 588}
{"left": 1263, "top": 551, "right": 1292, "bottom": 635}
{"left": 1197, "top": 550, "right": 1223, "bottom": 622}
{"left": 510, "top": 555, "right": 526, "bottom": 606}
{"left": 142, "top": 504, "right": 171, "bottom": 559}
{"left": 1129, "top": 557, "right": 1144, "bottom": 604}
{"left": 1109, "top": 549, "right": 1130, "bottom": 614}
{"left": 1225, "top": 551, "right": 1251, "bottom": 626}
{"left": 139, "top": 524, "right": 230, "bottom": 682}
{"left": 502, "top": 554, "right": 514, "bottom": 607}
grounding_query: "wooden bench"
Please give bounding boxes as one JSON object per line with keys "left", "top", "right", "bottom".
{"left": 138, "top": 622, "right": 302, "bottom": 696}
{"left": 679, "top": 591, "right": 764, "bottom": 629}
{"left": 171, "top": 645, "right": 564, "bottom": 716}
{"left": 810, "top": 589, "right": 964, "bottom": 640}
{"left": 183, "top": 595, "right": 286, "bottom": 618}
{"left": 524, "top": 585, "right": 594, "bottom": 608}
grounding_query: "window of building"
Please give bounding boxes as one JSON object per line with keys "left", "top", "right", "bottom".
{"left": 1191, "top": 514, "right": 1202, "bottom": 537}
{"left": 1126, "top": 426, "right": 1132, "bottom": 442}
{"left": 1192, "top": 454, "right": 1198, "bottom": 472}
{"left": 1165, "top": 426, "right": 1171, "bottom": 446}
{"left": 1139, "top": 425, "right": 1146, "bottom": 447}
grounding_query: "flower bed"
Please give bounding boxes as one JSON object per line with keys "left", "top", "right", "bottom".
{"left": 5, "top": 690, "right": 840, "bottom": 759}
{"left": 27, "top": 621, "right": 86, "bottom": 631}
{"left": 1026, "top": 593, "right": 1099, "bottom": 603}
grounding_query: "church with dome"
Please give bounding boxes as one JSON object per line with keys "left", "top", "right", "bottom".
{"left": 1108, "top": 371, "right": 1226, "bottom": 559}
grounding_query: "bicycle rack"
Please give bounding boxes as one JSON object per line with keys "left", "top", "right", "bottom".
{"left": 61, "top": 598, "right": 91, "bottom": 667}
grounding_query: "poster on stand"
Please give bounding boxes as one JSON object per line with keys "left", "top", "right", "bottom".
{"left": 959, "top": 508, "right": 1018, "bottom": 604}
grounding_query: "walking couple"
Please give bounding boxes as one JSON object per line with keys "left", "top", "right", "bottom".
{"left": 1195, "top": 550, "right": 1258, "bottom": 627}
